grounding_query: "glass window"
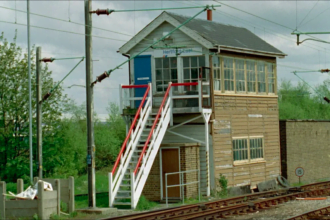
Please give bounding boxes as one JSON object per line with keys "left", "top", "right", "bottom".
{"left": 267, "top": 63, "right": 275, "bottom": 93}
{"left": 233, "top": 139, "right": 248, "bottom": 161}
{"left": 246, "top": 60, "right": 256, "bottom": 92}
{"left": 212, "top": 56, "right": 221, "bottom": 91}
{"left": 224, "top": 57, "right": 234, "bottom": 91}
{"left": 155, "top": 57, "right": 178, "bottom": 92}
{"left": 235, "top": 59, "right": 245, "bottom": 92}
{"left": 182, "top": 56, "right": 205, "bottom": 91}
{"left": 257, "top": 61, "right": 266, "bottom": 93}
{"left": 250, "top": 138, "right": 264, "bottom": 160}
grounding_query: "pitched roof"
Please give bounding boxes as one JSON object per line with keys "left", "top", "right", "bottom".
{"left": 166, "top": 12, "right": 285, "bottom": 56}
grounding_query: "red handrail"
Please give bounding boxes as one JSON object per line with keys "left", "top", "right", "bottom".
{"left": 133, "top": 82, "right": 198, "bottom": 175}
{"left": 122, "top": 85, "right": 148, "bottom": 89}
{"left": 111, "top": 84, "right": 150, "bottom": 174}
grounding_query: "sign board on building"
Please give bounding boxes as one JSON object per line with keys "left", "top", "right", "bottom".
{"left": 154, "top": 47, "right": 203, "bottom": 58}
{"left": 295, "top": 167, "right": 304, "bottom": 177}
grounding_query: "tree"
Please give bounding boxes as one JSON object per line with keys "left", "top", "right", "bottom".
{"left": 0, "top": 32, "right": 69, "bottom": 182}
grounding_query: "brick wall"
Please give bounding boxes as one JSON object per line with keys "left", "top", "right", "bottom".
{"left": 142, "top": 152, "right": 161, "bottom": 201}
{"left": 180, "top": 146, "right": 200, "bottom": 199}
{"left": 280, "top": 120, "right": 330, "bottom": 184}
{"left": 142, "top": 145, "right": 200, "bottom": 201}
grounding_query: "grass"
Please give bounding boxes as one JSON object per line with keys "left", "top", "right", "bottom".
{"left": 75, "top": 168, "right": 110, "bottom": 195}
{"left": 136, "top": 196, "right": 158, "bottom": 211}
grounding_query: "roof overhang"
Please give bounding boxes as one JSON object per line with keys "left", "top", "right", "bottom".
{"left": 214, "top": 44, "right": 287, "bottom": 58}
{"left": 118, "top": 12, "right": 214, "bottom": 54}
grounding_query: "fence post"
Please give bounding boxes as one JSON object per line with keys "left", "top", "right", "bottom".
{"left": 33, "top": 177, "right": 39, "bottom": 185}
{"left": 109, "top": 172, "right": 113, "bottom": 207}
{"left": 182, "top": 172, "right": 185, "bottom": 205}
{"left": 37, "top": 181, "right": 45, "bottom": 220}
{"left": 55, "top": 179, "right": 60, "bottom": 215}
{"left": 17, "top": 179, "right": 24, "bottom": 194}
{"left": 198, "top": 170, "right": 201, "bottom": 202}
{"left": 131, "top": 173, "right": 135, "bottom": 209}
{"left": 0, "top": 181, "right": 6, "bottom": 219}
{"left": 68, "top": 176, "right": 75, "bottom": 213}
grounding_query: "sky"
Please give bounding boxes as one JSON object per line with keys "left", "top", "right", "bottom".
{"left": 1, "top": 0, "right": 330, "bottom": 116}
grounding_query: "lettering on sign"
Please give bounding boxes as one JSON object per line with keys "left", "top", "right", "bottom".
{"left": 137, "top": 77, "right": 149, "bottom": 80}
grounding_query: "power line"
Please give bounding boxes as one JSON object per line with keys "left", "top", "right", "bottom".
{"left": 180, "top": 0, "right": 328, "bottom": 52}
{"left": 300, "top": 6, "right": 330, "bottom": 28}
{"left": 0, "top": 20, "right": 126, "bottom": 42}
{"left": 297, "top": 0, "right": 319, "bottom": 28}
{"left": 0, "top": 5, "right": 134, "bottom": 38}
{"left": 213, "top": 0, "right": 329, "bottom": 49}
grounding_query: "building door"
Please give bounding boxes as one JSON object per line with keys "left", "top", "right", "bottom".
{"left": 134, "top": 55, "right": 152, "bottom": 107}
{"left": 161, "top": 148, "right": 180, "bottom": 199}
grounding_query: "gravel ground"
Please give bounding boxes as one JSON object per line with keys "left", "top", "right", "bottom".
{"left": 229, "top": 197, "right": 330, "bottom": 220}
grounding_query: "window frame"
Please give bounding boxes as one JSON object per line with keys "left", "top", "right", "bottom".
{"left": 155, "top": 57, "right": 178, "bottom": 93}
{"left": 232, "top": 136, "right": 265, "bottom": 165}
{"left": 217, "top": 55, "right": 277, "bottom": 96}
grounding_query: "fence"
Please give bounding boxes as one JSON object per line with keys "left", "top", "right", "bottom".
{"left": 165, "top": 169, "right": 200, "bottom": 207}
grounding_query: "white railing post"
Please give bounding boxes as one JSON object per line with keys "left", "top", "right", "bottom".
{"left": 198, "top": 169, "right": 201, "bottom": 202}
{"left": 148, "top": 83, "right": 152, "bottom": 108}
{"left": 131, "top": 173, "right": 135, "bottom": 209}
{"left": 109, "top": 172, "right": 113, "bottom": 207}
{"left": 198, "top": 80, "right": 202, "bottom": 112}
{"left": 169, "top": 83, "right": 173, "bottom": 126}
{"left": 119, "top": 84, "right": 123, "bottom": 114}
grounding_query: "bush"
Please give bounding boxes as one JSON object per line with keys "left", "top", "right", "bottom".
{"left": 136, "top": 196, "right": 158, "bottom": 211}
{"left": 218, "top": 174, "right": 228, "bottom": 197}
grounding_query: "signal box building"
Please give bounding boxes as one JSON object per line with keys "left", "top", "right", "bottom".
{"left": 109, "top": 10, "right": 286, "bottom": 208}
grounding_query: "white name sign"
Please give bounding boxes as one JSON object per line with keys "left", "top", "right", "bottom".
{"left": 154, "top": 47, "right": 202, "bottom": 58}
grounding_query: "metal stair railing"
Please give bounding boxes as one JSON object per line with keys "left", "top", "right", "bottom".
{"left": 129, "top": 82, "right": 200, "bottom": 209}
{"left": 109, "top": 83, "right": 152, "bottom": 207}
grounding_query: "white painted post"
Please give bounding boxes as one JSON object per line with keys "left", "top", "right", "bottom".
{"left": 169, "top": 83, "right": 173, "bottom": 126}
{"left": 119, "top": 84, "right": 123, "bottom": 114}
{"left": 68, "top": 176, "right": 75, "bottom": 213}
{"left": 149, "top": 83, "right": 152, "bottom": 108}
{"left": 165, "top": 174, "right": 168, "bottom": 207}
{"left": 109, "top": 172, "right": 113, "bottom": 207}
{"left": 198, "top": 80, "right": 202, "bottom": 112}
{"left": 131, "top": 173, "right": 135, "bottom": 209}
{"left": 203, "top": 110, "right": 211, "bottom": 197}
{"left": 182, "top": 172, "right": 185, "bottom": 205}
{"left": 198, "top": 169, "right": 201, "bottom": 202}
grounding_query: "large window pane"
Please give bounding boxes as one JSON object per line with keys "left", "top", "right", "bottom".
{"left": 235, "top": 59, "right": 245, "bottom": 92}
{"left": 246, "top": 60, "right": 256, "bottom": 92}
{"left": 155, "top": 58, "right": 178, "bottom": 92}
{"left": 233, "top": 139, "right": 248, "bottom": 161}
{"left": 213, "top": 56, "right": 221, "bottom": 91}
{"left": 267, "top": 63, "right": 275, "bottom": 93}
{"left": 257, "top": 61, "right": 266, "bottom": 93}
{"left": 224, "top": 58, "right": 234, "bottom": 91}
{"left": 250, "top": 138, "right": 263, "bottom": 159}
{"left": 182, "top": 56, "right": 205, "bottom": 91}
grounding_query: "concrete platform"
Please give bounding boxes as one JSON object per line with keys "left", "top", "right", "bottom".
{"left": 76, "top": 207, "right": 117, "bottom": 215}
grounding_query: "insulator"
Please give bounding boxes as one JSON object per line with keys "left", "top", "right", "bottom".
{"left": 324, "top": 97, "right": 330, "bottom": 103}
{"left": 97, "top": 71, "right": 109, "bottom": 82}
{"left": 40, "top": 58, "right": 54, "bottom": 63}
{"left": 42, "top": 92, "right": 51, "bottom": 102}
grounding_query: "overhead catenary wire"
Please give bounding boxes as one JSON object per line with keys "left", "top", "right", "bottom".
{"left": 0, "top": 20, "right": 126, "bottom": 42}
{"left": 181, "top": 0, "right": 329, "bottom": 53}
{"left": 0, "top": 5, "right": 136, "bottom": 38}
{"left": 297, "top": 0, "right": 319, "bottom": 28}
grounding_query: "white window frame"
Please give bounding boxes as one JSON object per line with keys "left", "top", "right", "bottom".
{"left": 232, "top": 136, "right": 265, "bottom": 165}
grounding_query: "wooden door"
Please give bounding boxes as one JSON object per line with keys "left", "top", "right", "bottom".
{"left": 162, "top": 148, "right": 180, "bottom": 198}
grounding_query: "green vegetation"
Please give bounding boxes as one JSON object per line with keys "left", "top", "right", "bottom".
{"left": 217, "top": 174, "right": 228, "bottom": 197}
{"left": 136, "top": 196, "right": 158, "bottom": 211}
{"left": 278, "top": 79, "right": 330, "bottom": 120}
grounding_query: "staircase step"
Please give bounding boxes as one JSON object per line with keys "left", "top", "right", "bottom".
{"left": 115, "top": 196, "right": 131, "bottom": 199}
{"left": 113, "top": 202, "right": 131, "bottom": 206}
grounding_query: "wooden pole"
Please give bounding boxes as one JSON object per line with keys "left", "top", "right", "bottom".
{"left": 84, "top": 0, "right": 96, "bottom": 207}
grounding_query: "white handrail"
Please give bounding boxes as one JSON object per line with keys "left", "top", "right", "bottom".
{"left": 109, "top": 83, "right": 152, "bottom": 207}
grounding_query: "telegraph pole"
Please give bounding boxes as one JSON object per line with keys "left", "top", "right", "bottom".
{"left": 85, "top": 0, "right": 96, "bottom": 207}
{"left": 36, "top": 47, "right": 43, "bottom": 178}
{"left": 27, "top": 0, "right": 33, "bottom": 183}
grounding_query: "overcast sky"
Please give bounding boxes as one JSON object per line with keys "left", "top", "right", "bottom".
{"left": 1, "top": 0, "right": 330, "bottom": 116}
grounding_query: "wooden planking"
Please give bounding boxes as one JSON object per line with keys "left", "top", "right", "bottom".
{"left": 6, "top": 200, "right": 38, "bottom": 209}
{"left": 6, "top": 208, "right": 38, "bottom": 218}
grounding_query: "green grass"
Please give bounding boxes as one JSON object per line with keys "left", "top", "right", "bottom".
{"left": 75, "top": 168, "right": 110, "bottom": 195}
{"left": 136, "top": 196, "right": 158, "bottom": 211}
{"left": 75, "top": 193, "right": 109, "bottom": 209}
